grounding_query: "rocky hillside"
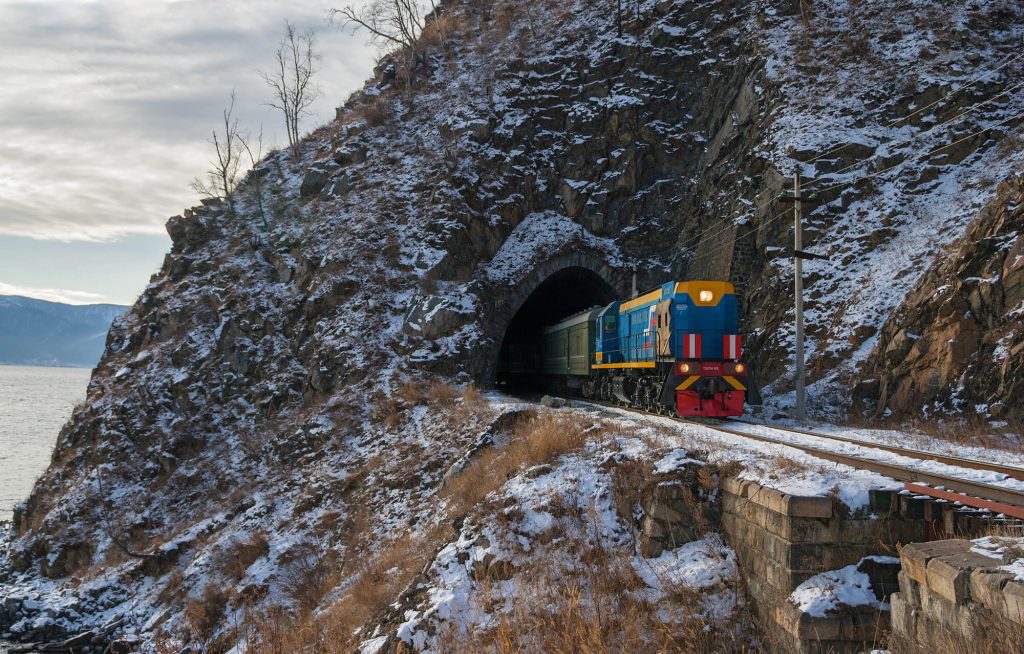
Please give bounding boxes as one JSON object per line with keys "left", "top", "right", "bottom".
{"left": 1, "top": 0, "right": 1023, "bottom": 651}
{"left": 856, "top": 173, "right": 1024, "bottom": 422}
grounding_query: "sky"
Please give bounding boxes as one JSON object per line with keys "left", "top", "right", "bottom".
{"left": 0, "top": 0, "right": 378, "bottom": 305}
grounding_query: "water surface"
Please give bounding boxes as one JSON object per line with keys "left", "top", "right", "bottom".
{"left": 0, "top": 365, "right": 91, "bottom": 522}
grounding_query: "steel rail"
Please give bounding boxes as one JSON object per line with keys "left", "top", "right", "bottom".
{"left": 725, "top": 418, "right": 1024, "bottom": 481}
{"left": 580, "top": 399, "right": 1024, "bottom": 510}
{"left": 693, "top": 419, "right": 1024, "bottom": 510}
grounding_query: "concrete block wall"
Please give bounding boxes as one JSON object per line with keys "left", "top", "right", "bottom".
{"left": 891, "top": 539, "right": 1024, "bottom": 653}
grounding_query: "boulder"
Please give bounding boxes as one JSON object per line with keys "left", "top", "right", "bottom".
{"left": 402, "top": 294, "right": 474, "bottom": 340}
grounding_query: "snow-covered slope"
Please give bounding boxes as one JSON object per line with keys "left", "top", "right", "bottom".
{"left": 2, "top": 0, "right": 1023, "bottom": 651}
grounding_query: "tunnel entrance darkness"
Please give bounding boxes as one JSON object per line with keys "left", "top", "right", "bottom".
{"left": 495, "top": 266, "right": 617, "bottom": 388}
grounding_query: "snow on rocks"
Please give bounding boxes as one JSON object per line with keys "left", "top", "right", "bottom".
{"left": 632, "top": 534, "right": 740, "bottom": 622}
{"left": 788, "top": 556, "right": 898, "bottom": 617}
{"left": 384, "top": 406, "right": 743, "bottom": 652}
{"left": 484, "top": 210, "right": 626, "bottom": 283}
{"left": 971, "top": 536, "right": 1024, "bottom": 581}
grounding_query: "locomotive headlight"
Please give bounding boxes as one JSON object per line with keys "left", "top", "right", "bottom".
{"left": 679, "top": 363, "right": 691, "bottom": 373}
{"left": 699, "top": 290, "right": 714, "bottom": 303}
{"left": 735, "top": 363, "right": 746, "bottom": 374}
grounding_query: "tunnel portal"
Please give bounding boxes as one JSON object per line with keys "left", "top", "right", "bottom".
{"left": 495, "top": 266, "right": 618, "bottom": 388}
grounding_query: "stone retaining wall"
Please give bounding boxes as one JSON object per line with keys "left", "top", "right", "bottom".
{"left": 719, "top": 478, "right": 930, "bottom": 653}
{"left": 891, "top": 539, "right": 1024, "bottom": 654}
{"left": 638, "top": 472, "right": 1023, "bottom": 653}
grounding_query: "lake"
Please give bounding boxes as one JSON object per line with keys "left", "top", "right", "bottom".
{"left": 0, "top": 365, "right": 91, "bottom": 522}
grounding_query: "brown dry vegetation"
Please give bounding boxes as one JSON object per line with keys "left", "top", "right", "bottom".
{"left": 889, "top": 622, "right": 1024, "bottom": 654}
{"left": 765, "top": 453, "right": 811, "bottom": 479}
{"left": 979, "top": 522, "right": 1024, "bottom": 561}
{"left": 430, "top": 517, "right": 758, "bottom": 653}
{"left": 220, "top": 531, "right": 270, "bottom": 582}
{"left": 234, "top": 409, "right": 609, "bottom": 654}
{"left": 229, "top": 407, "right": 762, "bottom": 653}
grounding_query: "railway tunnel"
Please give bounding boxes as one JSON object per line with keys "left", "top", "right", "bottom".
{"left": 493, "top": 264, "right": 621, "bottom": 390}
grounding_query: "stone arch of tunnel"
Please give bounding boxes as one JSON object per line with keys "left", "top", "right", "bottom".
{"left": 486, "top": 254, "right": 632, "bottom": 388}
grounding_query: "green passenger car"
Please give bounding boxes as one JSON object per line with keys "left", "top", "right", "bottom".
{"left": 541, "top": 308, "right": 601, "bottom": 376}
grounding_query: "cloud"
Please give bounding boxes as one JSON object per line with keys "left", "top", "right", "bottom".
{"left": 0, "top": 0, "right": 378, "bottom": 242}
{"left": 0, "top": 282, "right": 116, "bottom": 305}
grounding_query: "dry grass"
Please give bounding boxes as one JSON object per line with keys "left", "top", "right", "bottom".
{"left": 765, "top": 454, "right": 811, "bottom": 479}
{"left": 978, "top": 522, "right": 1024, "bottom": 561}
{"left": 355, "top": 93, "right": 394, "bottom": 129}
{"left": 370, "top": 380, "right": 493, "bottom": 433}
{"left": 910, "top": 417, "right": 1022, "bottom": 452}
{"left": 240, "top": 409, "right": 604, "bottom": 654}
{"left": 183, "top": 583, "right": 231, "bottom": 645}
{"left": 840, "top": 407, "right": 1023, "bottom": 453}
{"left": 432, "top": 526, "right": 758, "bottom": 654}
{"left": 889, "top": 621, "right": 1024, "bottom": 654}
{"left": 220, "top": 531, "right": 270, "bottom": 582}
{"left": 440, "top": 411, "right": 598, "bottom": 512}
{"left": 157, "top": 569, "right": 184, "bottom": 605}
{"left": 397, "top": 377, "right": 460, "bottom": 408}
{"left": 610, "top": 457, "right": 655, "bottom": 527}
{"left": 241, "top": 524, "right": 451, "bottom": 654}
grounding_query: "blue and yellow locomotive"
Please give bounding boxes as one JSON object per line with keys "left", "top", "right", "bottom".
{"left": 536, "top": 280, "right": 749, "bottom": 417}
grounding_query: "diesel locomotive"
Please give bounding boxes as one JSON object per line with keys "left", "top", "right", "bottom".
{"left": 510, "top": 280, "right": 751, "bottom": 417}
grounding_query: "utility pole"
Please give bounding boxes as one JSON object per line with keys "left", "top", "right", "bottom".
{"left": 793, "top": 171, "right": 806, "bottom": 420}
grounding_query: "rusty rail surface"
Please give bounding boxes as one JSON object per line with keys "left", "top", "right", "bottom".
{"left": 579, "top": 399, "right": 1024, "bottom": 512}
{"left": 698, "top": 419, "right": 1024, "bottom": 511}
{"left": 726, "top": 418, "right": 1024, "bottom": 481}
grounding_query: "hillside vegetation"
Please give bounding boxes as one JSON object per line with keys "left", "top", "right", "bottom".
{"left": 1, "top": 0, "right": 1023, "bottom": 652}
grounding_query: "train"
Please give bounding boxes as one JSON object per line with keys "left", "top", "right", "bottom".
{"left": 502, "top": 280, "right": 753, "bottom": 417}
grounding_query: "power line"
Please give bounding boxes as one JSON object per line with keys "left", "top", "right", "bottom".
{"left": 803, "top": 81, "right": 1024, "bottom": 191}
{"left": 799, "top": 45, "right": 1024, "bottom": 168}
{"left": 806, "top": 108, "right": 1024, "bottom": 199}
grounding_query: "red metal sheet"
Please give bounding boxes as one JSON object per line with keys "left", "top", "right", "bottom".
{"left": 904, "top": 482, "right": 1024, "bottom": 520}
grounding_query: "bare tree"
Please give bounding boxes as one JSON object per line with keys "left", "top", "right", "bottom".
{"left": 191, "top": 91, "right": 245, "bottom": 214}
{"left": 331, "top": 1, "right": 425, "bottom": 100}
{"left": 260, "top": 21, "right": 319, "bottom": 158}
{"left": 240, "top": 128, "right": 267, "bottom": 227}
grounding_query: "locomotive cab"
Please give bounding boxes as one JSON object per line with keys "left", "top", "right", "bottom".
{"left": 586, "top": 280, "right": 749, "bottom": 418}
{"left": 661, "top": 281, "right": 747, "bottom": 417}
{"left": 538, "top": 279, "right": 750, "bottom": 419}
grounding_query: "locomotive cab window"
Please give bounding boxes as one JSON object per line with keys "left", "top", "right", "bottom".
{"left": 603, "top": 316, "right": 615, "bottom": 332}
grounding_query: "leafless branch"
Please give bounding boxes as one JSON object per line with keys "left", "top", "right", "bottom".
{"left": 331, "top": 1, "right": 426, "bottom": 101}
{"left": 191, "top": 90, "right": 245, "bottom": 215}
{"left": 259, "top": 21, "right": 320, "bottom": 158}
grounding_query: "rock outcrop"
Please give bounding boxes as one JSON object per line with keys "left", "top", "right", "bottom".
{"left": 856, "top": 174, "right": 1024, "bottom": 421}
{"left": 2, "top": 0, "right": 1024, "bottom": 649}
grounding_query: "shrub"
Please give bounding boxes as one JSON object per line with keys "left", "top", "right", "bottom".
{"left": 222, "top": 531, "right": 270, "bottom": 582}
{"left": 279, "top": 548, "right": 343, "bottom": 617}
{"left": 182, "top": 583, "right": 231, "bottom": 644}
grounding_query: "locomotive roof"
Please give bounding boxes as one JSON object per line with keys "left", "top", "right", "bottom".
{"left": 544, "top": 306, "right": 604, "bottom": 334}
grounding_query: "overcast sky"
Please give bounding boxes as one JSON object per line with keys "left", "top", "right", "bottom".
{"left": 0, "top": 0, "right": 377, "bottom": 305}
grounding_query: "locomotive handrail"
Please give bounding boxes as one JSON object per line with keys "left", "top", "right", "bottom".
{"left": 599, "top": 329, "right": 658, "bottom": 363}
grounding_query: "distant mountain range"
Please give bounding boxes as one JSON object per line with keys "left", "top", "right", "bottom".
{"left": 0, "top": 295, "right": 128, "bottom": 368}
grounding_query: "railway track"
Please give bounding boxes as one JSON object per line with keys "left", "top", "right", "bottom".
{"left": 581, "top": 399, "right": 1024, "bottom": 515}
{"left": 727, "top": 417, "right": 1024, "bottom": 481}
